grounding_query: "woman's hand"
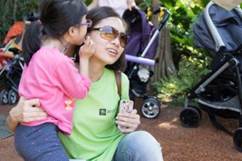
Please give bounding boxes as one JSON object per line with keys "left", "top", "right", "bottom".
{"left": 116, "top": 109, "right": 140, "bottom": 133}
{"left": 10, "top": 97, "right": 47, "bottom": 122}
{"left": 7, "top": 97, "right": 47, "bottom": 131}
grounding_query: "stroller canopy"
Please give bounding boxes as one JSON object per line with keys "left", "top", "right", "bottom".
{"left": 123, "top": 7, "right": 158, "bottom": 59}
{"left": 193, "top": 2, "right": 242, "bottom": 53}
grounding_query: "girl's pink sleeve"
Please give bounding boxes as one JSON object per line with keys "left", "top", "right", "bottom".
{"left": 55, "top": 58, "right": 91, "bottom": 99}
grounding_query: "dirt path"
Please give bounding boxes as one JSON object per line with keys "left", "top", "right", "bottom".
{"left": 1, "top": 105, "right": 242, "bottom": 161}
{"left": 140, "top": 107, "right": 242, "bottom": 161}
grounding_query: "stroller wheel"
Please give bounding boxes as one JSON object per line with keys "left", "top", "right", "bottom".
{"left": 8, "top": 89, "right": 19, "bottom": 105}
{"left": 192, "top": 106, "right": 202, "bottom": 119}
{"left": 0, "top": 89, "right": 9, "bottom": 105}
{"left": 141, "top": 97, "right": 160, "bottom": 119}
{"left": 233, "top": 128, "right": 242, "bottom": 152}
{"left": 180, "top": 106, "right": 201, "bottom": 128}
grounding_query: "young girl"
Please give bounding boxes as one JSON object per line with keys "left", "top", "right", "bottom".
{"left": 14, "top": 0, "right": 94, "bottom": 160}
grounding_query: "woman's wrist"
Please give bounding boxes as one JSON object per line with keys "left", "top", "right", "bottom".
{"left": 6, "top": 107, "right": 21, "bottom": 132}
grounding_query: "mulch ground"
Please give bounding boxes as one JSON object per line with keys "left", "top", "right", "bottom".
{"left": 1, "top": 105, "right": 242, "bottom": 161}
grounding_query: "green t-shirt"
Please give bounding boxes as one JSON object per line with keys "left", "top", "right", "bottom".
{"left": 59, "top": 68, "right": 130, "bottom": 161}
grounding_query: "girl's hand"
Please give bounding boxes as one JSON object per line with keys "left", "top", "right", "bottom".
{"left": 9, "top": 97, "right": 47, "bottom": 123}
{"left": 116, "top": 109, "right": 140, "bottom": 133}
{"left": 79, "top": 36, "right": 95, "bottom": 60}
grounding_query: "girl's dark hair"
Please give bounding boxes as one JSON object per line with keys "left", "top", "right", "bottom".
{"left": 87, "top": 6, "right": 127, "bottom": 71}
{"left": 22, "top": 0, "right": 87, "bottom": 65}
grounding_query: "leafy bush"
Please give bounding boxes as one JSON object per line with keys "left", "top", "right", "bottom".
{"left": 0, "top": 0, "right": 38, "bottom": 42}
{"left": 154, "top": 49, "right": 211, "bottom": 104}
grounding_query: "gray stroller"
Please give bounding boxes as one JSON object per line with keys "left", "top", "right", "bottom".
{"left": 179, "top": 1, "right": 242, "bottom": 152}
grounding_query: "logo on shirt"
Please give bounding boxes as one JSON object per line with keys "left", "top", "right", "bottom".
{"left": 99, "top": 108, "right": 107, "bottom": 115}
{"left": 99, "top": 108, "right": 116, "bottom": 116}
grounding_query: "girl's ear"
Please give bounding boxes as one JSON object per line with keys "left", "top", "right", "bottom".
{"left": 68, "top": 26, "right": 77, "bottom": 37}
{"left": 63, "top": 26, "right": 77, "bottom": 44}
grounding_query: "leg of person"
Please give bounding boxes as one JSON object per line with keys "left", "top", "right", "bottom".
{"left": 15, "top": 123, "right": 69, "bottom": 161}
{"left": 112, "top": 131, "right": 163, "bottom": 161}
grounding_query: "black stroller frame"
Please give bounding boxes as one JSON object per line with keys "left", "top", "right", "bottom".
{"left": 123, "top": 6, "right": 170, "bottom": 119}
{"left": 180, "top": 1, "right": 242, "bottom": 152}
{"left": 0, "top": 48, "right": 24, "bottom": 105}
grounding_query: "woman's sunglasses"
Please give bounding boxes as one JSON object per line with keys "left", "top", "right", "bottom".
{"left": 91, "top": 26, "right": 128, "bottom": 48}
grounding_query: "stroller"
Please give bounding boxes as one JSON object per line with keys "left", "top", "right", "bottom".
{"left": 0, "top": 23, "right": 24, "bottom": 105}
{"left": 179, "top": 1, "right": 242, "bottom": 152}
{"left": 122, "top": 6, "right": 170, "bottom": 119}
{"left": 0, "top": 13, "right": 38, "bottom": 105}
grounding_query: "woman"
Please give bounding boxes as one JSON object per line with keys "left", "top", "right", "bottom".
{"left": 7, "top": 7, "right": 163, "bottom": 161}
{"left": 14, "top": 0, "right": 94, "bottom": 160}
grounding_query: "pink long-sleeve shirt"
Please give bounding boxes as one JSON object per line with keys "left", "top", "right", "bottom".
{"left": 19, "top": 47, "right": 91, "bottom": 134}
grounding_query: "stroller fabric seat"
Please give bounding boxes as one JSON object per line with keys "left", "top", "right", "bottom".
{"left": 193, "top": 4, "right": 242, "bottom": 53}
{"left": 123, "top": 7, "right": 158, "bottom": 59}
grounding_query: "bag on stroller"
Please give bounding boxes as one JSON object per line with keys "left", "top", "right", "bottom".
{"left": 122, "top": 6, "right": 170, "bottom": 118}
{"left": 0, "top": 22, "right": 24, "bottom": 105}
{"left": 179, "top": 1, "right": 242, "bottom": 152}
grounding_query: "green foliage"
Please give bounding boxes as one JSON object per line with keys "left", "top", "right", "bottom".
{"left": 154, "top": 49, "right": 211, "bottom": 103}
{"left": 0, "top": 0, "right": 38, "bottom": 42}
{"left": 137, "top": 0, "right": 152, "bottom": 10}
{"left": 84, "top": 0, "right": 92, "bottom": 5}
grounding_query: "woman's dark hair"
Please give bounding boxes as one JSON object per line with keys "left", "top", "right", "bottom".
{"left": 22, "top": 0, "right": 87, "bottom": 65}
{"left": 86, "top": 6, "right": 127, "bottom": 71}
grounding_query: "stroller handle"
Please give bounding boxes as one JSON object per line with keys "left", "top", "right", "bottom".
{"left": 204, "top": 2, "right": 242, "bottom": 52}
{"left": 125, "top": 55, "right": 155, "bottom": 66}
{"left": 204, "top": 1, "right": 225, "bottom": 52}
{"left": 140, "top": 8, "right": 170, "bottom": 58}
{"left": 157, "top": 8, "right": 170, "bottom": 31}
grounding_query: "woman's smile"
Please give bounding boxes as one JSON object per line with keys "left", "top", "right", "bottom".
{"left": 106, "top": 48, "right": 119, "bottom": 56}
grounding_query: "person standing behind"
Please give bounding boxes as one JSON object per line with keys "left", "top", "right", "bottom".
{"left": 14, "top": 0, "right": 94, "bottom": 161}
{"left": 88, "top": 0, "right": 136, "bottom": 16}
{"left": 212, "top": 0, "right": 242, "bottom": 10}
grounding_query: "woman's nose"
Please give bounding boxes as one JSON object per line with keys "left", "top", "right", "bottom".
{"left": 111, "top": 36, "right": 121, "bottom": 47}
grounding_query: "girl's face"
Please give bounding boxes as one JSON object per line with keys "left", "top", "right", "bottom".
{"left": 69, "top": 16, "right": 91, "bottom": 45}
{"left": 88, "top": 17, "right": 127, "bottom": 65}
